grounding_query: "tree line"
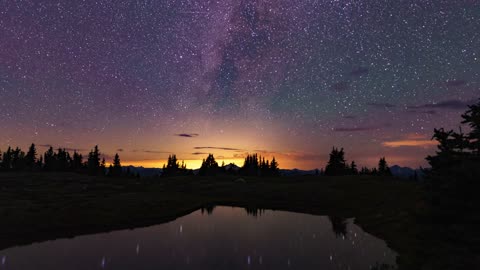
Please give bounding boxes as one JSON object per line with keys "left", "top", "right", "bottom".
{"left": 0, "top": 145, "right": 136, "bottom": 177}
{"left": 0, "top": 143, "right": 393, "bottom": 178}
{"left": 323, "top": 147, "right": 392, "bottom": 176}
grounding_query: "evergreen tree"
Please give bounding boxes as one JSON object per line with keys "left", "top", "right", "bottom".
{"left": 162, "top": 154, "right": 180, "bottom": 177}
{"left": 11, "top": 147, "right": 26, "bottom": 170}
{"left": 72, "top": 151, "right": 83, "bottom": 172}
{"left": 1, "top": 147, "right": 12, "bottom": 170}
{"left": 325, "top": 147, "right": 347, "bottom": 176}
{"left": 100, "top": 158, "right": 106, "bottom": 175}
{"left": 270, "top": 157, "right": 280, "bottom": 176}
{"left": 44, "top": 147, "right": 56, "bottom": 171}
{"left": 56, "top": 148, "right": 71, "bottom": 171}
{"left": 199, "top": 154, "right": 219, "bottom": 176}
{"left": 350, "top": 161, "right": 358, "bottom": 175}
{"left": 87, "top": 145, "right": 101, "bottom": 175}
{"left": 110, "top": 153, "right": 122, "bottom": 176}
{"left": 378, "top": 157, "right": 392, "bottom": 176}
{"left": 425, "top": 99, "right": 480, "bottom": 211}
{"left": 25, "top": 143, "right": 37, "bottom": 169}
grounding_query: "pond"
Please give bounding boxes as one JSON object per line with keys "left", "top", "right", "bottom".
{"left": 0, "top": 206, "right": 396, "bottom": 269}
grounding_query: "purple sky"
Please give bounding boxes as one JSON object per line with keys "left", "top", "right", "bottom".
{"left": 1, "top": 1, "right": 479, "bottom": 169}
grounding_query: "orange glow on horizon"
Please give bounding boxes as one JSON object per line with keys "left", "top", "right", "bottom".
{"left": 122, "top": 158, "right": 246, "bottom": 169}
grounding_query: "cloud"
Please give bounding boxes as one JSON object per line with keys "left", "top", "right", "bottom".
{"left": 333, "top": 124, "right": 390, "bottom": 132}
{"left": 175, "top": 133, "right": 199, "bottom": 138}
{"left": 117, "top": 148, "right": 124, "bottom": 152}
{"left": 131, "top": 149, "right": 171, "bottom": 154}
{"left": 408, "top": 99, "right": 474, "bottom": 110}
{"left": 194, "top": 146, "right": 244, "bottom": 151}
{"left": 405, "top": 109, "right": 437, "bottom": 115}
{"left": 382, "top": 140, "right": 437, "bottom": 148}
{"left": 349, "top": 67, "right": 369, "bottom": 76}
{"left": 367, "top": 102, "right": 396, "bottom": 108}
{"left": 192, "top": 152, "right": 208, "bottom": 155}
{"left": 38, "top": 144, "right": 87, "bottom": 152}
{"left": 252, "top": 149, "right": 323, "bottom": 161}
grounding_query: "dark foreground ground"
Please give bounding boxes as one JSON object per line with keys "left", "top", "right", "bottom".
{"left": 0, "top": 172, "right": 477, "bottom": 269}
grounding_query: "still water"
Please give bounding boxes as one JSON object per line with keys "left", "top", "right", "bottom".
{"left": 0, "top": 206, "right": 396, "bottom": 270}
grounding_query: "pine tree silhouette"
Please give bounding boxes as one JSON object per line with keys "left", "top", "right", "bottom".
{"left": 325, "top": 147, "right": 347, "bottom": 176}
{"left": 72, "top": 151, "right": 83, "bottom": 172}
{"left": 426, "top": 99, "right": 480, "bottom": 211}
{"left": 199, "top": 154, "right": 219, "bottom": 176}
{"left": 350, "top": 161, "right": 358, "bottom": 175}
{"left": 110, "top": 153, "right": 122, "bottom": 176}
{"left": 270, "top": 157, "right": 280, "bottom": 176}
{"left": 378, "top": 157, "right": 392, "bottom": 176}
{"left": 43, "top": 147, "right": 55, "bottom": 171}
{"left": 25, "top": 143, "right": 37, "bottom": 169}
{"left": 1, "top": 147, "right": 13, "bottom": 170}
{"left": 11, "top": 147, "right": 26, "bottom": 170}
{"left": 87, "top": 145, "right": 101, "bottom": 175}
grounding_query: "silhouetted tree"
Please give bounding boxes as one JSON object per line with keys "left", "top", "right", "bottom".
{"left": 56, "top": 148, "right": 72, "bottom": 171}
{"left": 270, "top": 157, "right": 280, "bottom": 176}
{"left": 425, "top": 99, "right": 480, "bottom": 212}
{"left": 378, "top": 157, "right": 392, "bottom": 176}
{"left": 43, "top": 147, "right": 56, "bottom": 171}
{"left": 240, "top": 154, "right": 280, "bottom": 177}
{"left": 25, "top": 143, "right": 37, "bottom": 169}
{"left": 1, "top": 147, "right": 13, "bottom": 170}
{"left": 11, "top": 147, "right": 26, "bottom": 170}
{"left": 162, "top": 154, "right": 192, "bottom": 177}
{"left": 100, "top": 158, "right": 106, "bottom": 175}
{"left": 325, "top": 147, "right": 347, "bottom": 176}
{"left": 87, "top": 145, "right": 101, "bottom": 175}
{"left": 71, "top": 151, "right": 84, "bottom": 172}
{"left": 350, "top": 161, "right": 358, "bottom": 175}
{"left": 109, "top": 153, "right": 122, "bottom": 177}
{"left": 199, "top": 154, "right": 219, "bottom": 176}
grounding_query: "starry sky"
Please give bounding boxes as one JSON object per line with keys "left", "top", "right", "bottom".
{"left": 0, "top": 1, "right": 479, "bottom": 169}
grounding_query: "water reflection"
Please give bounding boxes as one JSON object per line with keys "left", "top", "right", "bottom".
{"left": 200, "top": 205, "right": 216, "bottom": 215}
{"left": 244, "top": 207, "right": 266, "bottom": 217}
{"left": 0, "top": 206, "right": 397, "bottom": 269}
{"left": 328, "top": 216, "right": 348, "bottom": 238}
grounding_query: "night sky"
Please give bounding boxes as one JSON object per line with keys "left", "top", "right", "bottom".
{"left": 1, "top": 1, "right": 479, "bottom": 169}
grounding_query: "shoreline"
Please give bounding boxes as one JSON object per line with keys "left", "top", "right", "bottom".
{"left": 0, "top": 172, "right": 474, "bottom": 269}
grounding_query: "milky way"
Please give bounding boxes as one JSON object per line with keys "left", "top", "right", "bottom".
{"left": 1, "top": 1, "right": 479, "bottom": 169}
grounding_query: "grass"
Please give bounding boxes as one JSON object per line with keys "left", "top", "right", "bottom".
{"left": 0, "top": 172, "right": 477, "bottom": 269}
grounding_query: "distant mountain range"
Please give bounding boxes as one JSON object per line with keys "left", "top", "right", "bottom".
{"left": 123, "top": 166, "right": 163, "bottom": 177}
{"left": 123, "top": 164, "right": 424, "bottom": 180}
{"left": 389, "top": 165, "right": 424, "bottom": 180}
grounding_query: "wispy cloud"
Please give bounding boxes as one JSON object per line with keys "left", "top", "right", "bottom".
{"left": 405, "top": 109, "right": 437, "bottom": 115}
{"left": 192, "top": 152, "right": 208, "bottom": 155}
{"left": 38, "top": 144, "right": 87, "bottom": 152}
{"left": 131, "top": 149, "right": 171, "bottom": 154}
{"left": 333, "top": 124, "right": 390, "bottom": 132}
{"left": 408, "top": 99, "right": 474, "bottom": 110}
{"left": 382, "top": 140, "right": 437, "bottom": 148}
{"left": 175, "top": 133, "right": 199, "bottom": 138}
{"left": 194, "top": 146, "right": 244, "bottom": 151}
